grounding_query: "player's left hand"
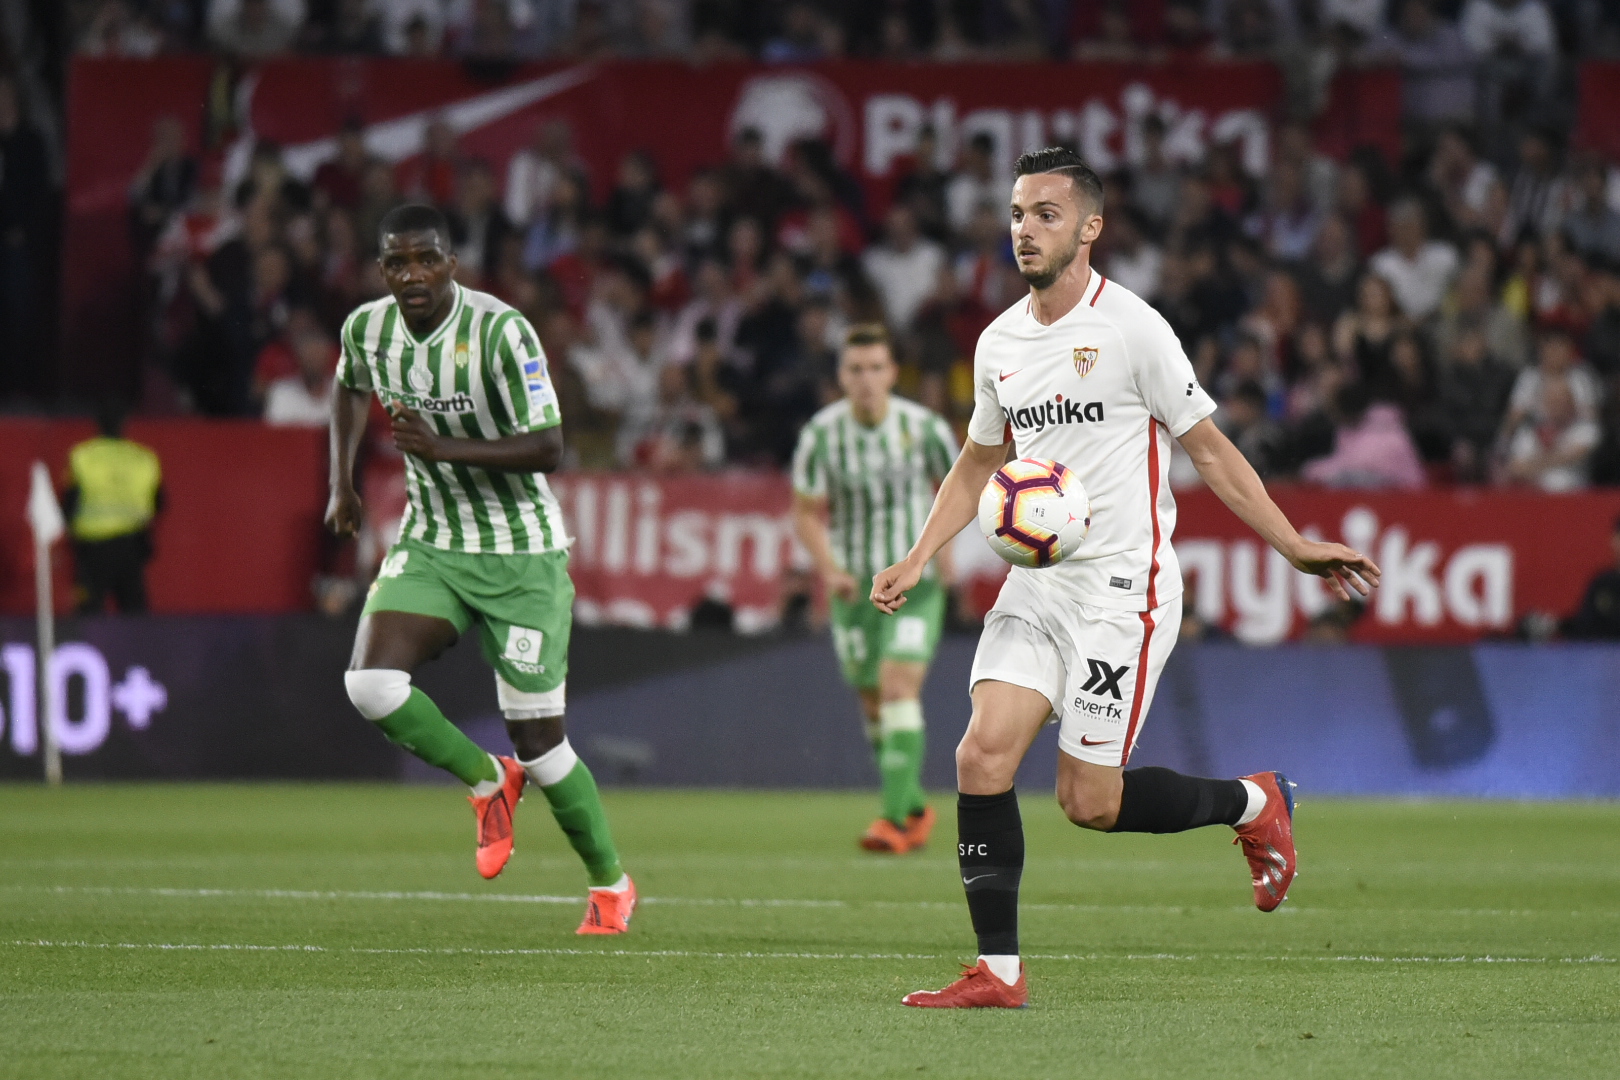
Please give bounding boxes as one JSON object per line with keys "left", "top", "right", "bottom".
{"left": 1287, "top": 540, "right": 1381, "bottom": 602}
{"left": 389, "top": 404, "right": 442, "bottom": 461}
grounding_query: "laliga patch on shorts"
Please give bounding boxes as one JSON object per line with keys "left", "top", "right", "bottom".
{"left": 503, "top": 625, "right": 546, "bottom": 673}
{"left": 1109, "top": 576, "right": 1132, "bottom": 590}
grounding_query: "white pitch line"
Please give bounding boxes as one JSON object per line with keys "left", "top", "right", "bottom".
{"left": 6, "top": 940, "right": 1613, "bottom": 965}
{"left": 6, "top": 885, "right": 1616, "bottom": 920}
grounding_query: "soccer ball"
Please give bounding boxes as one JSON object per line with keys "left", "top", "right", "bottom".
{"left": 977, "top": 458, "right": 1091, "bottom": 568}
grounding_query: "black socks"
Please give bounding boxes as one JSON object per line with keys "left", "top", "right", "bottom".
{"left": 1109, "top": 767, "right": 1248, "bottom": 834}
{"left": 958, "top": 789, "right": 1024, "bottom": 956}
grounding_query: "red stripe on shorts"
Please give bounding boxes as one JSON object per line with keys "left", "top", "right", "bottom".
{"left": 1122, "top": 609, "right": 1155, "bottom": 765}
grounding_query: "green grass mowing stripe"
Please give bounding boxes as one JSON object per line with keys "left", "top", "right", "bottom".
{"left": 10, "top": 940, "right": 1614, "bottom": 964}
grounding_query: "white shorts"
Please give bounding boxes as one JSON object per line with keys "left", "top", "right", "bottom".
{"left": 969, "top": 574, "right": 1181, "bottom": 767}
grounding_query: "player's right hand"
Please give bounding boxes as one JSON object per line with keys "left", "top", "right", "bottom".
{"left": 325, "top": 487, "right": 364, "bottom": 537}
{"left": 824, "top": 569, "right": 859, "bottom": 603}
{"left": 870, "top": 560, "right": 921, "bottom": 614}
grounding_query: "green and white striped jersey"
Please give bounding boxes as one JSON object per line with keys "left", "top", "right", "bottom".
{"left": 337, "top": 283, "right": 568, "bottom": 555}
{"left": 790, "top": 396, "right": 958, "bottom": 580}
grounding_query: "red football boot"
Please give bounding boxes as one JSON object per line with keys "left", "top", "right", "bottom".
{"left": 859, "top": 817, "right": 914, "bottom": 853}
{"left": 903, "top": 806, "right": 938, "bottom": 849}
{"left": 1234, "top": 771, "right": 1297, "bottom": 912}
{"left": 902, "top": 960, "right": 1028, "bottom": 1009}
{"left": 468, "top": 756, "right": 525, "bottom": 879}
{"left": 577, "top": 876, "right": 638, "bottom": 935}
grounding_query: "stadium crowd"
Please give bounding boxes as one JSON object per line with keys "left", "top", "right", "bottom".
{"left": 102, "top": 0, "right": 1620, "bottom": 492}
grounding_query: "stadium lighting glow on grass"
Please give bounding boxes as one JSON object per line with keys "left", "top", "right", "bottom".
{"left": 2, "top": 785, "right": 1618, "bottom": 1079}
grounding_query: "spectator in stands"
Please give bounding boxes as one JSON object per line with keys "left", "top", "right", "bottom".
{"left": 1303, "top": 382, "right": 1428, "bottom": 489}
{"left": 607, "top": 150, "right": 662, "bottom": 237}
{"left": 1435, "top": 262, "right": 1531, "bottom": 369}
{"left": 504, "top": 120, "right": 585, "bottom": 232}
{"left": 1128, "top": 115, "right": 1182, "bottom": 237}
{"left": 1462, "top": 0, "right": 1559, "bottom": 138}
{"left": 1218, "top": 379, "right": 1288, "bottom": 477}
{"left": 128, "top": 115, "right": 196, "bottom": 261}
{"left": 945, "top": 133, "right": 999, "bottom": 236}
{"left": 1294, "top": 213, "right": 1360, "bottom": 326}
{"left": 1561, "top": 516, "right": 1620, "bottom": 639}
{"left": 1101, "top": 208, "right": 1163, "bottom": 302}
{"left": 378, "top": 0, "right": 445, "bottom": 55}
{"left": 1501, "top": 326, "right": 1602, "bottom": 441}
{"left": 62, "top": 403, "right": 163, "bottom": 615}
{"left": 1505, "top": 372, "right": 1601, "bottom": 490}
{"left": 1561, "top": 160, "right": 1620, "bottom": 266}
{"left": 263, "top": 319, "right": 336, "bottom": 426}
{"left": 1503, "top": 129, "right": 1569, "bottom": 243}
{"left": 1247, "top": 160, "right": 1322, "bottom": 262}
{"left": 312, "top": 119, "right": 370, "bottom": 212}
{"left": 862, "top": 203, "right": 944, "bottom": 334}
{"left": 1365, "top": 0, "right": 1477, "bottom": 127}
{"left": 1370, "top": 198, "right": 1459, "bottom": 321}
{"left": 208, "top": 0, "right": 302, "bottom": 57}
{"left": 395, "top": 116, "right": 460, "bottom": 206}
{"left": 79, "top": 0, "right": 165, "bottom": 56}
{"left": 891, "top": 125, "right": 950, "bottom": 242}
{"left": 1439, "top": 326, "right": 1516, "bottom": 480}
{"left": 446, "top": 159, "right": 511, "bottom": 289}
{"left": 762, "top": 2, "right": 834, "bottom": 63}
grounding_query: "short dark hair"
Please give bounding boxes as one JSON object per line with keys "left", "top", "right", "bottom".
{"left": 1014, "top": 147, "right": 1104, "bottom": 213}
{"left": 378, "top": 203, "right": 452, "bottom": 248}
{"left": 843, "top": 323, "right": 891, "bottom": 352}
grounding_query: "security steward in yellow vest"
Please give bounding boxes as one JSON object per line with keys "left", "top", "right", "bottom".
{"left": 62, "top": 406, "right": 163, "bottom": 614}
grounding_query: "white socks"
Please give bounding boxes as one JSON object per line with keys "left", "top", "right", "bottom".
{"left": 519, "top": 737, "right": 579, "bottom": 789}
{"left": 468, "top": 753, "right": 505, "bottom": 798}
{"left": 1235, "top": 778, "right": 1266, "bottom": 826}
{"left": 591, "top": 873, "right": 632, "bottom": 894}
{"left": 980, "top": 955, "right": 1021, "bottom": 984}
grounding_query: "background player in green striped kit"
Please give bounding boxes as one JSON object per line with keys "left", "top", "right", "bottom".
{"left": 327, "top": 204, "right": 634, "bottom": 934}
{"left": 791, "top": 325, "right": 958, "bottom": 854}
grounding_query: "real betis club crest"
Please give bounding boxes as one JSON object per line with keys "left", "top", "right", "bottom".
{"left": 1073, "top": 347, "right": 1100, "bottom": 377}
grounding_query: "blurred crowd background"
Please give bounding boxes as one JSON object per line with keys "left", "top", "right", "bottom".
{"left": 0, "top": 1, "right": 1617, "bottom": 495}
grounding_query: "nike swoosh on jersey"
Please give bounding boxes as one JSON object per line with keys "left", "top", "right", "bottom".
{"left": 1079, "top": 736, "right": 1115, "bottom": 746}
{"left": 998, "top": 369, "right": 1022, "bottom": 382}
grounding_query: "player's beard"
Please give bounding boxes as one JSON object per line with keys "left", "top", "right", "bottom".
{"left": 1018, "top": 224, "right": 1084, "bottom": 291}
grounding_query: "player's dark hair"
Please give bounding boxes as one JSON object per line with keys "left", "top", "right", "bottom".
{"left": 843, "top": 323, "right": 891, "bottom": 352}
{"left": 1014, "top": 147, "right": 1105, "bottom": 213}
{"left": 378, "top": 203, "right": 452, "bottom": 249}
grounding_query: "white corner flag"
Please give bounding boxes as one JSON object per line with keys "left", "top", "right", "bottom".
{"left": 26, "top": 460, "right": 63, "bottom": 785}
{"left": 27, "top": 461, "right": 64, "bottom": 546}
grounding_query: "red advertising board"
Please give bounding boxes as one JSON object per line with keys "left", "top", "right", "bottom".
{"left": 65, "top": 56, "right": 1288, "bottom": 397}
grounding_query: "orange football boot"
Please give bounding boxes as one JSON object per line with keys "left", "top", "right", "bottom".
{"left": 903, "top": 960, "right": 1028, "bottom": 1009}
{"left": 1234, "top": 771, "right": 1297, "bottom": 912}
{"left": 468, "top": 756, "right": 525, "bottom": 879}
{"left": 859, "top": 817, "right": 914, "bottom": 853}
{"left": 577, "top": 876, "right": 638, "bottom": 935}
{"left": 903, "top": 806, "right": 938, "bottom": 849}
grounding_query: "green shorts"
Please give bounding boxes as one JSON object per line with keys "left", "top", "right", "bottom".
{"left": 362, "top": 539, "right": 573, "bottom": 696}
{"left": 828, "top": 577, "right": 946, "bottom": 690}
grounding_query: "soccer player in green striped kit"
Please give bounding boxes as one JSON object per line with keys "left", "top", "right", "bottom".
{"left": 791, "top": 325, "right": 958, "bottom": 853}
{"left": 327, "top": 205, "right": 634, "bottom": 934}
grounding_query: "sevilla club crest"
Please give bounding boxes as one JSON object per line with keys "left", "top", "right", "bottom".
{"left": 1073, "top": 347, "right": 1100, "bottom": 377}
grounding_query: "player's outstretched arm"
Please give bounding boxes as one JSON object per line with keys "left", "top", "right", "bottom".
{"left": 872, "top": 437, "right": 1006, "bottom": 614}
{"left": 1178, "top": 417, "right": 1380, "bottom": 601}
{"left": 387, "top": 403, "right": 564, "bottom": 473}
{"left": 326, "top": 385, "right": 371, "bottom": 536}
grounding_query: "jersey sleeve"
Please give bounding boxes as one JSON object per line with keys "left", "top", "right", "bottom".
{"left": 1126, "top": 308, "right": 1217, "bottom": 437}
{"left": 494, "top": 313, "right": 562, "bottom": 432}
{"left": 336, "top": 310, "right": 373, "bottom": 392}
{"left": 790, "top": 420, "right": 827, "bottom": 498}
{"left": 965, "top": 326, "right": 1010, "bottom": 446}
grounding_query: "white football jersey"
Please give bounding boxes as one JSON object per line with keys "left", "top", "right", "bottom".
{"left": 967, "top": 271, "right": 1217, "bottom": 612}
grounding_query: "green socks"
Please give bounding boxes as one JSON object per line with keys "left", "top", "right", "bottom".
{"left": 878, "top": 700, "right": 927, "bottom": 825}
{"left": 523, "top": 741, "right": 624, "bottom": 887}
{"left": 373, "top": 687, "right": 499, "bottom": 787}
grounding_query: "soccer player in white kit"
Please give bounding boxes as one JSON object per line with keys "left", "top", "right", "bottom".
{"left": 871, "top": 149, "right": 1382, "bottom": 1008}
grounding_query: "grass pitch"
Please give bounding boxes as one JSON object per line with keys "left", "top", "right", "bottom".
{"left": 2, "top": 785, "right": 1618, "bottom": 1079}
